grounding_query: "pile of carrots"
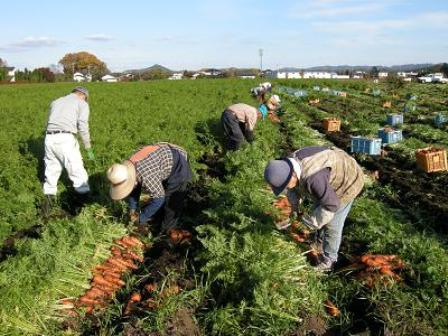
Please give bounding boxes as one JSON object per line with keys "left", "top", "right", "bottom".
{"left": 349, "top": 254, "right": 404, "bottom": 288}
{"left": 60, "top": 235, "right": 145, "bottom": 315}
{"left": 268, "top": 113, "right": 281, "bottom": 123}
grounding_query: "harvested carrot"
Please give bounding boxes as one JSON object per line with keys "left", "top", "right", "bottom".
{"left": 324, "top": 300, "right": 340, "bottom": 317}
{"left": 290, "top": 232, "right": 306, "bottom": 243}
{"left": 130, "top": 292, "right": 142, "bottom": 302}
{"left": 104, "top": 276, "right": 125, "bottom": 287}
{"left": 79, "top": 297, "right": 101, "bottom": 306}
{"left": 123, "top": 251, "right": 144, "bottom": 263}
{"left": 93, "top": 275, "right": 120, "bottom": 289}
{"left": 85, "top": 306, "right": 94, "bottom": 314}
{"left": 126, "top": 236, "right": 144, "bottom": 248}
{"left": 145, "top": 283, "right": 157, "bottom": 292}
{"left": 111, "top": 246, "right": 122, "bottom": 256}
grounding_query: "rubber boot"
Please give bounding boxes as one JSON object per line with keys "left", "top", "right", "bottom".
{"left": 41, "top": 195, "right": 56, "bottom": 218}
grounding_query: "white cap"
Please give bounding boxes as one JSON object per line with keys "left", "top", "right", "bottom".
{"left": 270, "top": 94, "right": 281, "bottom": 105}
{"left": 261, "top": 82, "right": 272, "bottom": 89}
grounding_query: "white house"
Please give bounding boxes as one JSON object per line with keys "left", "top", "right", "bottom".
{"left": 378, "top": 72, "right": 389, "bottom": 78}
{"left": 276, "top": 71, "right": 301, "bottom": 79}
{"left": 239, "top": 75, "right": 256, "bottom": 79}
{"left": 331, "top": 74, "right": 350, "bottom": 79}
{"left": 303, "top": 71, "right": 333, "bottom": 79}
{"left": 168, "top": 73, "right": 183, "bottom": 80}
{"left": 73, "top": 72, "right": 86, "bottom": 82}
{"left": 102, "top": 74, "right": 118, "bottom": 82}
{"left": 5, "top": 67, "right": 16, "bottom": 82}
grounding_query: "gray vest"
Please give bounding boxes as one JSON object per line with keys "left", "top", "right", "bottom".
{"left": 296, "top": 148, "right": 364, "bottom": 205}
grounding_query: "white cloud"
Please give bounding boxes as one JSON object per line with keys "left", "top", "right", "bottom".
{"left": 290, "top": 0, "right": 389, "bottom": 19}
{"left": 0, "top": 36, "right": 63, "bottom": 52}
{"left": 85, "top": 34, "right": 114, "bottom": 42}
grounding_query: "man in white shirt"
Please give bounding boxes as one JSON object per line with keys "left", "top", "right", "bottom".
{"left": 42, "top": 86, "right": 94, "bottom": 215}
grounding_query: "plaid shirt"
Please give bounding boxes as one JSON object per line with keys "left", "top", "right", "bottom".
{"left": 133, "top": 144, "right": 187, "bottom": 198}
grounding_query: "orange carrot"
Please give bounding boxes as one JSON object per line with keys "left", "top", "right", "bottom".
{"left": 324, "top": 300, "right": 340, "bottom": 317}
{"left": 79, "top": 297, "right": 101, "bottom": 306}
{"left": 104, "top": 275, "right": 125, "bottom": 287}
{"left": 145, "top": 283, "right": 157, "bottom": 292}
{"left": 130, "top": 292, "right": 142, "bottom": 302}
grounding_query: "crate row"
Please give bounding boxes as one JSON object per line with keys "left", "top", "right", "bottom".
{"left": 350, "top": 137, "right": 447, "bottom": 173}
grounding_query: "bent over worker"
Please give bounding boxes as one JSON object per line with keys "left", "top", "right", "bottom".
{"left": 221, "top": 103, "right": 264, "bottom": 150}
{"left": 107, "top": 143, "right": 192, "bottom": 234}
{"left": 264, "top": 146, "right": 364, "bottom": 271}
{"left": 42, "top": 86, "right": 94, "bottom": 214}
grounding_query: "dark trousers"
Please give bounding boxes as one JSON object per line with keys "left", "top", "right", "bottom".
{"left": 221, "top": 110, "right": 246, "bottom": 150}
{"left": 159, "top": 181, "right": 188, "bottom": 232}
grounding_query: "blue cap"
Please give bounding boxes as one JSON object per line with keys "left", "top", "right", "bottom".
{"left": 264, "top": 159, "right": 293, "bottom": 196}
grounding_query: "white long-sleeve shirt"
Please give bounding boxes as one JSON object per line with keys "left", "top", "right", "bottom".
{"left": 46, "top": 93, "right": 91, "bottom": 148}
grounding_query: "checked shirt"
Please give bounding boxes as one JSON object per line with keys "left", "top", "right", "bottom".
{"left": 132, "top": 144, "right": 187, "bottom": 198}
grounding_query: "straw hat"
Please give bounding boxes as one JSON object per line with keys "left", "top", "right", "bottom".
{"left": 107, "top": 161, "right": 136, "bottom": 200}
{"left": 270, "top": 94, "right": 281, "bottom": 105}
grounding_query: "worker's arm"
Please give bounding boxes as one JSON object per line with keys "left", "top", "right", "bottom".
{"left": 77, "top": 102, "right": 91, "bottom": 149}
{"left": 139, "top": 197, "right": 165, "bottom": 224}
{"left": 286, "top": 188, "right": 302, "bottom": 215}
{"left": 128, "top": 184, "right": 142, "bottom": 211}
{"left": 301, "top": 169, "right": 340, "bottom": 230}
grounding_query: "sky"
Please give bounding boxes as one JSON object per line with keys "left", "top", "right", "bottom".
{"left": 1, "top": 0, "right": 447, "bottom": 71}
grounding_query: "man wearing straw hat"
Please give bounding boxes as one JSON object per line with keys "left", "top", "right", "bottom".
{"left": 107, "top": 143, "right": 192, "bottom": 234}
{"left": 42, "top": 86, "right": 95, "bottom": 216}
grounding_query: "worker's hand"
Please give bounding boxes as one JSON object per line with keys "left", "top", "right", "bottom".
{"left": 275, "top": 218, "right": 291, "bottom": 231}
{"left": 128, "top": 209, "right": 140, "bottom": 224}
{"left": 86, "top": 148, "right": 95, "bottom": 161}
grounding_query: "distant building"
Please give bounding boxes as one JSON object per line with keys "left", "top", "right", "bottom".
{"left": 303, "top": 71, "right": 333, "bottom": 79}
{"left": 168, "top": 73, "right": 183, "bottom": 80}
{"left": 276, "top": 71, "right": 301, "bottom": 79}
{"left": 73, "top": 72, "right": 86, "bottom": 82}
{"left": 101, "top": 74, "right": 118, "bottom": 82}
{"left": 4, "top": 67, "right": 16, "bottom": 82}
{"left": 378, "top": 72, "right": 389, "bottom": 78}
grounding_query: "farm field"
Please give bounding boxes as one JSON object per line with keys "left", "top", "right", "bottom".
{"left": 0, "top": 79, "right": 448, "bottom": 335}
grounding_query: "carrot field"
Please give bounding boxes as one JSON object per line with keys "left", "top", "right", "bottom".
{"left": 0, "top": 79, "right": 447, "bottom": 335}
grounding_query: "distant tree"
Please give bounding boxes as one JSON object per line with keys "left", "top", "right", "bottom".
{"left": 183, "top": 70, "right": 194, "bottom": 78}
{"left": 370, "top": 66, "right": 379, "bottom": 78}
{"left": 0, "top": 57, "right": 7, "bottom": 67}
{"left": 34, "top": 68, "right": 55, "bottom": 82}
{"left": 59, "top": 51, "right": 109, "bottom": 80}
{"left": 223, "top": 69, "right": 237, "bottom": 78}
{"left": 0, "top": 58, "right": 7, "bottom": 82}
{"left": 440, "top": 63, "right": 448, "bottom": 77}
{"left": 141, "top": 68, "right": 170, "bottom": 80}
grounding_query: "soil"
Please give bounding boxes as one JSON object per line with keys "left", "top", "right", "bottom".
{"left": 307, "top": 115, "right": 448, "bottom": 230}
{"left": 166, "top": 308, "right": 201, "bottom": 336}
{"left": 293, "top": 315, "right": 327, "bottom": 336}
{"left": 0, "top": 224, "right": 41, "bottom": 262}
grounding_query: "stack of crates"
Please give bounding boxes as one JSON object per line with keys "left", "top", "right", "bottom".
{"left": 351, "top": 136, "right": 382, "bottom": 155}
{"left": 378, "top": 128, "right": 403, "bottom": 145}
{"left": 434, "top": 113, "right": 447, "bottom": 127}
{"left": 387, "top": 114, "right": 404, "bottom": 126}
{"left": 416, "top": 147, "right": 448, "bottom": 173}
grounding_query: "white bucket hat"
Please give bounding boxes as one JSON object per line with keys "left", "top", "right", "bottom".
{"left": 270, "top": 94, "right": 281, "bottom": 105}
{"left": 107, "top": 161, "right": 136, "bottom": 200}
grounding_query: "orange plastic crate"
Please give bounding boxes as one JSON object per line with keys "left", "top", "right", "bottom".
{"left": 415, "top": 147, "right": 447, "bottom": 173}
{"left": 383, "top": 101, "right": 392, "bottom": 108}
{"left": 309, "top": 98, "right": 320, "bottom": 105}
{"left": 323, "top": 118, "right": 341, "bottom": 132}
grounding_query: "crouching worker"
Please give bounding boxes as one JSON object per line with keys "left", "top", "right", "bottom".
{"left": 251, "top": 82, "right": 272, "bottom": 103}
{"left": 107, "top": 143, "right": 192, "bottom": 235}
{"left": 42, "top": 86, "right": 94, "bottom": 216}
{"left": 221, "top": 103, "right": 261, "bottom": 150}
{"left": 264, "top": 146, "right": 364, "bottom": 271}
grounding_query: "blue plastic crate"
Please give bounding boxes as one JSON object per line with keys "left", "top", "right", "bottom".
{"left": 293, "top": 90, "right": 308, "bottom": 97}
{"left": 434, "top": 113, "right": 447, "bottom": 127}
{"left": 387, "top": 114, "right": 404, "bottom": 126}
{"left": 372, "top": 89, "right": 381, "bottom": 96}
{"left": 351, "top": 136, "right": 382, "bottom": 155}
{"left": 378, "top": 128, "right": 403, "bottom": 144}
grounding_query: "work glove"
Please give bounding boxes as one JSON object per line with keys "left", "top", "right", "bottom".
{"left": 86, "top": 148, "right": 95, "bottom": 161}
